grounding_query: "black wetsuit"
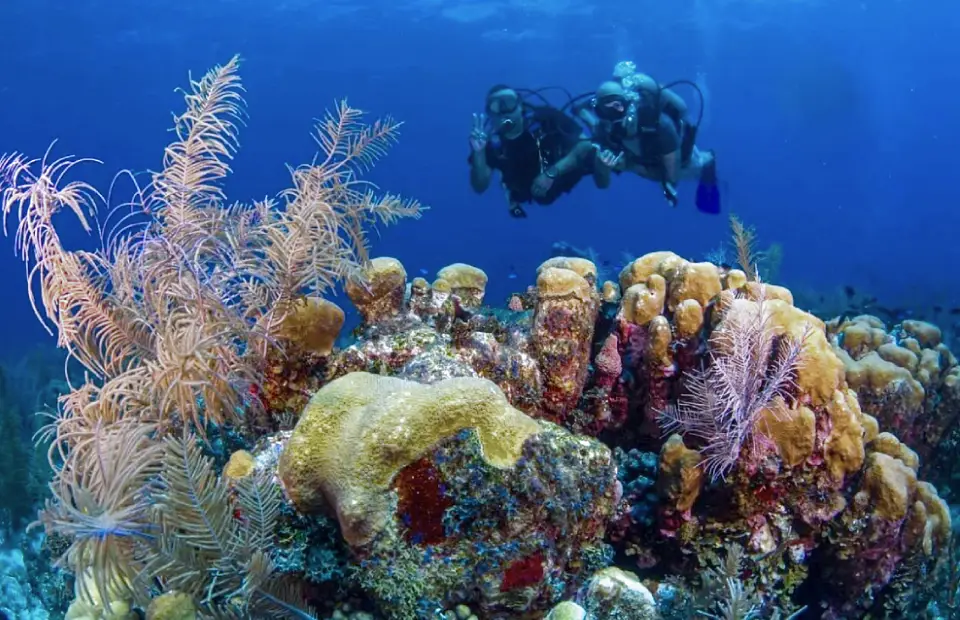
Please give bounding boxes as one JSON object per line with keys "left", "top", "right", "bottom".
{"left": 469, "top": 106, "right": 590, "bottom": 207}
{"left": 596, "top": 108, "right": 682, "bottom": 176}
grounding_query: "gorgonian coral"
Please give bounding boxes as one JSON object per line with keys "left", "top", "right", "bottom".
{"left": 659, "top": 286, "right": 809, "bottom": 481}
{"left": 1, "top": 56, "right": 424, "bottom": 614}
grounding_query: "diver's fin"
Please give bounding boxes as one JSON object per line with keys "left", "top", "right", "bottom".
{"left": 695, "top": 152, "right": 721, "bottom": 214}
{"left": 696, "top": 183, "right": 721, "bottom": 214}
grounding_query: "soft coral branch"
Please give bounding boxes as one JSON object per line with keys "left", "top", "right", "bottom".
{"left": 659, "top": 285, "right": 809, "bottom": 481}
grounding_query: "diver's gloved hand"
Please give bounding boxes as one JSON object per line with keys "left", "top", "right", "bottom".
{"left": 594, "top": 146, "right": 624, "bottom": 170}
{"left": 508, "top": 203, "right": 528, "bottom": 218}
{"left": 662, "top": 181, "right": 678, "bottom": 207}
{"left": 470, "top": 113, "right": 489, "bottom": 152}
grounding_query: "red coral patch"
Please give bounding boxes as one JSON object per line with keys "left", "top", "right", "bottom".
{"left": 500, "top": 551, "right": 545, "bottom": 592}
{"left": 394, "top": 457, "right": 454, "bottom": 545}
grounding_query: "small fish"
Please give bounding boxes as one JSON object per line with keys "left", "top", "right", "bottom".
{"left": 507, "top": 265, "right": 518, "bottom": 279}
{"left": 879, "top": 307, "right": 910, "bottom": 321}
{"left": 843, "top": 285, "right": 856, "bottom": 298}
{"left": 934, "top": 305, "right": 943, "bottom": 314}
{"left": 419, "top": 268, "right": 429, "bottom": 276}
{"left": 950, "top": 308, "right": 960, "bottom": 315}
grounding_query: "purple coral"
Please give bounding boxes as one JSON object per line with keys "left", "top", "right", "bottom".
{"left": 659, "top": 288, "right": 808, "bottom": 481}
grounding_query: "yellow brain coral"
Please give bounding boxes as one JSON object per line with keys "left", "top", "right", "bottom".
{"left": 277, "top": 372, "right": 542, "bottom": 547}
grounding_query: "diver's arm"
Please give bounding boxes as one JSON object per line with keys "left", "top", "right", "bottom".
{"left": 469, "top": 150, "right": 493, "bottom": 194}
{"left": 551, "top": 140, "right": 594, "bottom": 177}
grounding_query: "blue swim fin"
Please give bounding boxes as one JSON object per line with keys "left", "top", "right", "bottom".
{"left": 695, "top": 153, "right": 721, "bottom": 215}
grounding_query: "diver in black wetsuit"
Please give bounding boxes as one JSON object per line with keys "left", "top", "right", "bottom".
{"left": 575, "top": 74, "right": 721, "bottom": 214}
{"left": 467, "top": 85, "right": 600, "bottom": 218}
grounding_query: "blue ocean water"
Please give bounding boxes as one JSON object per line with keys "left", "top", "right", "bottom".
{"left": 1, "top": 0, "right": 958, "bottom": 355}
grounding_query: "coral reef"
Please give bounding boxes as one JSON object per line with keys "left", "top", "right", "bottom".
{"left": 2, "top": 56, "right": 957, "bottom": 619}
{"left": 267, "top": 249, "right": 956, "bottom": 618}
{"left": 828, "top": 314, "right": 960, "bottom": 492}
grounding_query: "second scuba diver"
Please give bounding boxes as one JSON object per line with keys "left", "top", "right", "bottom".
{"left": 576, "top": 64, "right": 721, "bottom": 213}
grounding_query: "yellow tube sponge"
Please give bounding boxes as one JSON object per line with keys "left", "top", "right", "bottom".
{"left": 277, "top": 296, "right": 345, "bottom": 356}
{"left": 673, "top": 299, "right": 704, "bottom": 340}
{"left": 620, "top": 275, "right": 666, "bottom": 326}
{"left": 538, "top": 256, "right": 599, "bottom": 287}
{"left": 666, "top": 261, "right": 721, "bottom": 311}
{"left": 824, "top": 388, "right": 867, "bottom": 481}
{"left": 658, "top": 434, "right": 704, "bottom": 512}
{"left": 436, "top": 263, "right": 489, "bottom": 308}
{"left": 278, "top": 372, "right": 542, "bottom": 547}
{"left": 601, "top": 280, "right": 621, "bottom": 304}
{"left": 345, "top": 257, "right": 407, "bottom": 324}
{"left": 743, "top": 281, "right": 794, "bottom": 305}
{"left": 724, "top": 269, "right": 748, "bottom": 290}
{"left": 533, "top": 267, "right": 599, "bottom": 421}
{"left": 618, "top": 251, "right": 684, "bottom": 291}
{"left": 902, "top": 319, "right": 942, "bottom": 348}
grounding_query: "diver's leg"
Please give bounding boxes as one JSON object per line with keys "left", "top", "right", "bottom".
{"left": 691, "top": 147, "right": 720, "bottom": 214}
{"left": 678, "top": 146, "right": 714, "bottom": 181}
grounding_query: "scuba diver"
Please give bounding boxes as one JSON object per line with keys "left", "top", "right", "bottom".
{"left": 573, "top": 63, "right": 721, "bottom": 214}
{"left": 468, "top": 85, "right": 600, "bottom": 218}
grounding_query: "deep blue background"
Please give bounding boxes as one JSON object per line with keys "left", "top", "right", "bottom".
{"left": 1, "top": 0, "right": 958, "bottom": 355}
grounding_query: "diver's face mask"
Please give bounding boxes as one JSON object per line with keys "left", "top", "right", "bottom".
{"left": 486, "top": 93, "right": 522, "bottom": 134}
{"left": 593, "top": 93, "right": 628, "bottom": 123}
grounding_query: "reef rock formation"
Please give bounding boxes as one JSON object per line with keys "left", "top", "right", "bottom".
{"left": 240, "top": 252, "right": 955, "bottom": 618}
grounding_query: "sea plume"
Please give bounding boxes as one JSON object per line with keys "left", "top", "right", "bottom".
{"left": 659, "top": 285, "right": 809, "bottom": 481}
{"left": 32, "top": 419, "right": 163, "bottom": 607}
{"left": 3, "top": 55, "right": 422, "bottom": 616}
{"left": 729, "top": 214, "right": 759, "bottom": 282}
{"left": 1, "top": 54, "right": 423, "bottom": 437}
